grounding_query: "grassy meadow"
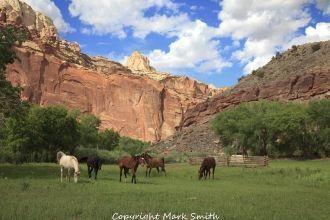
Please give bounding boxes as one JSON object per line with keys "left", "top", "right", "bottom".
{"left": 0, "top": 160, "right": 329, "bottom": 220}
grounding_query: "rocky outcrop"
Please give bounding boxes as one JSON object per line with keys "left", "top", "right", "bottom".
{"left": 2, "top": 0, "right": 221, "bottom": 142}
{"left": 126, "top": 51, "right": 156, "bottom": 72}
{"left": 153, "top": 41, "right": 330, "bottom": 154}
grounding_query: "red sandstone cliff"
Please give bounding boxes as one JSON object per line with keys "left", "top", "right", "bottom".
{"left": 1, "top": 0, "right": 220, "bottom": 142}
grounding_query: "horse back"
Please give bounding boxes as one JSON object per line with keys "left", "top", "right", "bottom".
{"left": 201, "top": 157, "right": 216, "bottom": 170}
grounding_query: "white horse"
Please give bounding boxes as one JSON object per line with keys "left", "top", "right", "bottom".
{"left": 56, "top": 151, "right": 80, "bottom": 183}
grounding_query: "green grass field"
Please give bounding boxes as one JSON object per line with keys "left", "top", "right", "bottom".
{"left": 0, "top": 160, "right": 329, "bottom": 220}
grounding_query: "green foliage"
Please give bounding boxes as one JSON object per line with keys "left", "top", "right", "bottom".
{"left": 1, "top": 105, "right": 80, "bottom": 162}
{"left": 98, "top": 129, "right": 120, "bottom": 151}
{"left": 74, "top": 147, "right": 128, "bottom": 164}
{"left": 78, "top": 114, "right": 101, "bottom": 148}
{"left": 213, "top": 99, "right": 330, "bottom": 158}
{"left": 0, "top": 26, "right": 28, "bottom": 120}
{"left": 118, "top": 136, "right": 149, "bottom": 156}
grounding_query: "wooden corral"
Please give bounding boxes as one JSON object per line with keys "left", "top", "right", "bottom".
{"left": 189, "top": 155, "right": 269, "bottom": 167}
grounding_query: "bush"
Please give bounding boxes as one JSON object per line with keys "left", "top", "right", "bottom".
{"left": 74, "top": 147, "right": 129, "bottom": 164}
{"left": 118, "top": 136, "right": 149, "bottom": 156}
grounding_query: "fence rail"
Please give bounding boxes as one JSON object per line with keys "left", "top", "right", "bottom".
{"left": 188, "top": 155, "right": 268, "bottom": 167}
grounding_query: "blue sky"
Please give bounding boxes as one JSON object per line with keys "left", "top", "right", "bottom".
{"left": 24, "top": 0, "right": 330, "bottom": 87}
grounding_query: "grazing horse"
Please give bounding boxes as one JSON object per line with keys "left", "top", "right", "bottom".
{"left": 118, "top": 155, "right": 145, "bottom": 184}
{"left": 57, "top": 151, "right": 80, "bottom": 183}
{"left": 198, "top": 157, "right": 216, "bottom": 180}
{"left": 79, "top": 156, "right": 102, "bottom": 180}
{"left": 141, "top": 153, "right": 166, "bottom": 177}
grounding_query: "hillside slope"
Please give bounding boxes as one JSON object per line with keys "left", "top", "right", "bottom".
{"left": 153, "top": 41, "right": 330, "bottom": 154}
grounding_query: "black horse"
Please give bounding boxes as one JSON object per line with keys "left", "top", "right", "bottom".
{"left": 79, "top": 156, "right": 102, "bottom": 180}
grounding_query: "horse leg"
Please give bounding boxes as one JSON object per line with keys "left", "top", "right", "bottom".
{"left": 90, "top": 167, "right": 94, "bottom": 179}
{"left": 94, "top": 168, "right": 98, "bottom": 180}
{"left": 119, "top": 167, "right": 123, "bottom": 182}
{"left": 204, "top": 170, "right": 207, "bottom": 180}
{"left": 208, "top": 169, "right": 211, "bottom": 179}
{"left": 162, "top": 166, "right": 167, "bottom": 176}
{"left": 87, "top": 166, "right": 91, "bottom": 178}
{"left": 60, "top": 167, "right": 63, "bottom": 183}
{"left": 156, "top": 167, "right": 160, "bottom": 174}
{"left": 67, "top": 168, "right": 71, "bottom": 182}
{"left": 124, "top": 169, "right": 128, "bottom": 183}
{"left": 212, "top": 166, "right": 215, "bottom": 179}
{"left": 148, "top": 167, "right": 152, "bottom": 177}
{"left": 146, "top": 167, "right": 148, "bottom": 177}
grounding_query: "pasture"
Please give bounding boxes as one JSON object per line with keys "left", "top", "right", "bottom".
{"left": 0, "top": 160, "right": 329, "bottom": 220}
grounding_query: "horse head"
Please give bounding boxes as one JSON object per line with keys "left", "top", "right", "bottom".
{"left": 133, "top": 155, "right": 146, "bottom": 167}
{"left": 56, "top": 151, "right": 65, "bottom": 164}
{"left": 198, "top": 167, "right": 204, "bottom": 180}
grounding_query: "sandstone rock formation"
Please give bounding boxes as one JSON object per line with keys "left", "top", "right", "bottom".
{"left": 126, "top": 51, "right": 156, "bottom": 72}
{"left": 153, "top": 41, "right": 330, "bottom": 154}
{"left": 2, "top": 0, "right": 221, "bottom": 142}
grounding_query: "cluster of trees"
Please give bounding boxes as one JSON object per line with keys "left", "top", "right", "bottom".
{"left": 0, "top": 25, "right": 148, "bottom": 163}
{"left": 0, "top": 104, "right": 149, "bottom": 163}
{"left": 213, "top": 100, "right": 329, "bottom": 158}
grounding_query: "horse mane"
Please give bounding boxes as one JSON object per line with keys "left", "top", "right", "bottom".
{"left": 141, "top": 153, "right": 152, "bottom": 159}
{"left": 56, "top": 151, "right": 65, "bottom": 163}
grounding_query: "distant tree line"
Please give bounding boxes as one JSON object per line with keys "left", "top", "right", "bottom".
{"left": 213, "top": 100, "right": 330, "bottom": 158}
{"left": 0, "top": 25, "right": 148, "bottom": 163}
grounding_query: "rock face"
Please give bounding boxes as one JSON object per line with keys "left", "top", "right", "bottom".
{"left": 126, "top": 51, "right": 156, "bottom": 72}
{"left": 2, "top": 0, "right": 220, "bottom": 142}
{"left": 154, "top": 41, "right": 330, "bottom": 154}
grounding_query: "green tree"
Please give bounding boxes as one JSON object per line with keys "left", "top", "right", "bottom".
{"left": 78, "top": 114, "right": 101, "bottom": 148}
{"left": 3, "top": 105, "right": 80, "bottom": 162}
{"left": 98, "top": 129, "right": 120, "bottom": 151}
{"left": 118, "top": 136, "right": 149, "bottom": 156}
{"left": 307, "top": 99, "right": 330, "bottom": 157}
{"left": 0, "top": 25, "right": 28, "bottom": 118}
{"left": 0, "top": 25, "right": 28, "bottom": 150}
{"left": 212, "top": 100, "right": 320, "bottom": 158}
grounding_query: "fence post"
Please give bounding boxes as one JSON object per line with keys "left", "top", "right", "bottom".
{"left": 264, "top": 156, "right": 268, "bottom": 166}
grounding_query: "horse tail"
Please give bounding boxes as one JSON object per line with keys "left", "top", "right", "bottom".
{"left": 78, "top": 156, "right": 88, "bottom": 162}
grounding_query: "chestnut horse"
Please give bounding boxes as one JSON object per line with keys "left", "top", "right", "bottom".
{"left": 141, "top": 153, "right": 166, "bottom": 177}
{"left": 198, "top": 157, "right": 216, "bottom": 180}
{"left": 118, "top": 155, "right": 145, "bottom": 183}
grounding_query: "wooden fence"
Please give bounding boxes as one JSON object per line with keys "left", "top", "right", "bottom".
{"left": 188, "top": 155, "right": 268, "bottom": 167}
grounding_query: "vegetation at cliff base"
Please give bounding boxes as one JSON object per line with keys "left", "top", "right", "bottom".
{"left": 213, "top": 100, "right": 330, "bottom": 158}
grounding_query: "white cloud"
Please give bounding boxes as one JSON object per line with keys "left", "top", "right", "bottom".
{"left": 23, "top": 0, "right": 75, "bottom": 33}
{"left": 286, "top": 22, "right": 330, "bottom": 47}
{"left": 68, "top": 0, "right": 230, "bottom": 73}
{"left": 68, "top": 0, "right": 185, "bottom": 38}
{"left": 218, "top": 0, "right": 312, "bottom": 74}
{"left": 148, "top": 20, "right": 231, "bottom": 73}
{"left": 315, "top": 0, "right": 330, "bottom": 15}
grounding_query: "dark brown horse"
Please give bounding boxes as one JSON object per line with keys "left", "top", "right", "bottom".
{"left": 78, "top": 156, "right": 102, "bottom": 180}
{"left": 141, "top": 153, "right": 166, "bottom": 177}
{"left": 118, "top": 155, "right": 145, "bottom": 183}
{"left": 198, "top": 157, "right": 216, "bottom": 180}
